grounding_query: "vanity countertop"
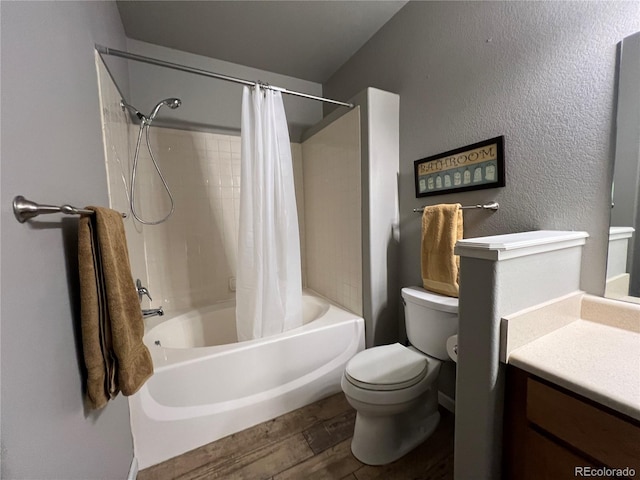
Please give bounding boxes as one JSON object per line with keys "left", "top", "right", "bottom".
{"left": 503, "top": 294, "right": 640, "bottom": 421}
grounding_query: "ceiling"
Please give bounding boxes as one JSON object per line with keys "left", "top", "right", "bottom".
{"left": 116, "top": 1, "right": 408, "bottom": 83}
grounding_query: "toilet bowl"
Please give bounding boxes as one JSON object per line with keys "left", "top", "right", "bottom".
{"left": 341, "top": 287, "right": 458, "bottom": 465}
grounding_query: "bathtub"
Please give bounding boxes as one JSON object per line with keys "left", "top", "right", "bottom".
{"left": 129, "top": 289, "right": 365, "bottom": 469}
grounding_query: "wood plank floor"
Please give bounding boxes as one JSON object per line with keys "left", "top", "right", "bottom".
{"left": 138, "top": 393, "right": 454, "bottom": 480}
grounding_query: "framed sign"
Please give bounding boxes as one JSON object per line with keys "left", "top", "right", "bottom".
{"left": 414, "top": 136, "right": 505, "bottom": 198}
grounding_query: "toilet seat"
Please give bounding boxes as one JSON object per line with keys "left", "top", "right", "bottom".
{"left": 345, "top": 343, "right": 428, "bottom": 391}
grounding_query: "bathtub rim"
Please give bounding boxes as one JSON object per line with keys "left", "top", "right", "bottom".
{"left": 144, "top": 288, "right": 363, "bottom": 370}
{"left": 140, "top": 317, "right": 364, "bottom": 418}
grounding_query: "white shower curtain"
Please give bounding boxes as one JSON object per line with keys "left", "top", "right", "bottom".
{"left": 236, "top": 85, "right": 303, "bottom": 341}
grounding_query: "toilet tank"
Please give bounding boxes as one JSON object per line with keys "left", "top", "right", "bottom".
{"left": 401, "top": 287, "right": 458, "bottom": 360}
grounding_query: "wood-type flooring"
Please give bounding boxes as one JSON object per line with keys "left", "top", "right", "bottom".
{"left": 138, "top": 393, "right": 454, "bottom": 480}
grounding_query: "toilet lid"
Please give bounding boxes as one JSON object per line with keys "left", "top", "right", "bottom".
{"left": 345, "top": 343, "right": 428, "bottom": 391}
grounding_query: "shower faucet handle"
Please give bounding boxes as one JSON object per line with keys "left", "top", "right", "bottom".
{"left": 136, "top": 278, "right": 152, "bottom": 302}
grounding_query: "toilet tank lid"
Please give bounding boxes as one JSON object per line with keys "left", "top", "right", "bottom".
{"left": 401, "top": 287, "right": 459, "bottom": 313}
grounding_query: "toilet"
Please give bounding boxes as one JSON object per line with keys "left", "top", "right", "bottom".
{"left": 341, "top": 286, "right": 458, "bottom": 465}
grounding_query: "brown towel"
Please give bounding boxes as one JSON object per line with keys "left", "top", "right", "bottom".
{"left": 78, "top": 207, "right": 153, "bottom": 409}
{"left": 421, "top": 204, "right": 463, "bottom": 298}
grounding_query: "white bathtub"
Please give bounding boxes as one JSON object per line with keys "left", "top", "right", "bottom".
{"left": 129, "top": 290, "right": 365, "bottom": 469}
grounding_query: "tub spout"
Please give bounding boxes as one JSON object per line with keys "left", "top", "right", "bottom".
{"left": 142, "top": 307, "right": 164, "bottom": 318}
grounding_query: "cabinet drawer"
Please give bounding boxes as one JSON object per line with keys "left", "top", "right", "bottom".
{"left": 526, "top": 378, "right": 640, "bottom": 470}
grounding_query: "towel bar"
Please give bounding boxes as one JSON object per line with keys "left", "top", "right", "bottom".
{"left": 413, "top": 201, "right": 499, "bottom": 213}
{"left": 13, "top": 195, "right": 126, "bottom": 223}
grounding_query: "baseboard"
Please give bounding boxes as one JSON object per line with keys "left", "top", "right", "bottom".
{"left": 438, "top": 391, "right": 455, "bottom": 413}
{"left": 127, "top": 457, "right": 138, "bottom": 480}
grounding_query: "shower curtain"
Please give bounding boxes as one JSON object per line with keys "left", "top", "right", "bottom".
{"left": 236, "top": 85, "right": 303, "bottom": 341}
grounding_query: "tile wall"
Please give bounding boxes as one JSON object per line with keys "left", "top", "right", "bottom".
{"left": 135, "top": 128, "right": 240, "bottom": 310}
{"left": 132, "top": 127, "right": 307, "bottom": 312}
{"left": 302, "top": 109, "right": 363, "bottom": 315}
{"left": 98, "top": 56, "right": 358, "bottom": 317}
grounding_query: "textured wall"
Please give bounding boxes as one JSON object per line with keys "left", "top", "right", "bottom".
{"left": 1, "top": 2, "right": 135, "bottom": 478}
{"left": 323, "top": 1, "right": 640, "bottom": 296}
{"left": 456, "top": 238, "right": 586, "bottom": 479}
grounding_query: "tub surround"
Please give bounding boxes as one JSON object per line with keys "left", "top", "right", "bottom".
{"left": 302, "top": 108, "right": 362, "bottom": 316}
{"left": 453, "top": 230, "right": 589, "bottom": 480}
{"left": 502, "top": 293, "right": 640, "bottom": 421}
{"left": 302, "top": 87, "right": 401, "bottom": 347}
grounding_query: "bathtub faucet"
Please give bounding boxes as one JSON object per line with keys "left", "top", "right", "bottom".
{"left": 136, "top": 279, "right": 164, "bottom": 318}
{"left": 136, "top": 278, "right": 152, "bottom": 302}
{"left": 142, "top": 307, "right": 164, "bottom": 318}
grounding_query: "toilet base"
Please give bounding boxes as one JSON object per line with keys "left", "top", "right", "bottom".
{"left": 349, "top": 390, "right": 441, "bottom": 465}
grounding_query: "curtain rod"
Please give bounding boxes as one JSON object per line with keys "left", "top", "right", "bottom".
{"left": 95, "top": 45, "right": 355, "bottom": 109}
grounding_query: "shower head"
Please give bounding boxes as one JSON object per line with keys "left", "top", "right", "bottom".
{"left": 120, "top": 99, "right": 147, "bottom": 122}
{"left": 165, "top": 98, "right": 182, "bottom": 109}
{"left": 149, "top": 98, "right": 182, "bottom": 121}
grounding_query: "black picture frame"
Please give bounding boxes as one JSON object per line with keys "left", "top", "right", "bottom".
{"left": 414, "top": 136, "right": 505, "bottom": 198}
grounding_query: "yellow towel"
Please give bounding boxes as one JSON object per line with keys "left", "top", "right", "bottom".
{"left": 78, "top": 207, "right": 153, "bottom": 409}
{"left": 421, "top": 203, "right": 463, "bottom": 298}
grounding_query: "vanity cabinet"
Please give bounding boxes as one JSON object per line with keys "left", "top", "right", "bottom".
{"left": 502, "top": 366, "right": 640, "bottom": 479}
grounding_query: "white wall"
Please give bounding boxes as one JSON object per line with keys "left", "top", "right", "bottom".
{"left": 324, "top": 1, "right": 640, "bottom": 296}
{"left": 1, "top": 2, "right": 135, "bottom": 478}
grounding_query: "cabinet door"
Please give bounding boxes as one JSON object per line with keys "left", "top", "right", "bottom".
{"left": 527, "top": 378, "right": 640, "bottom": 471}
{"left": 502, "top": 366, "right": 640, "bottom": 479}
{"left": 522, "top": 428, "right": 596, "bottom": 480}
